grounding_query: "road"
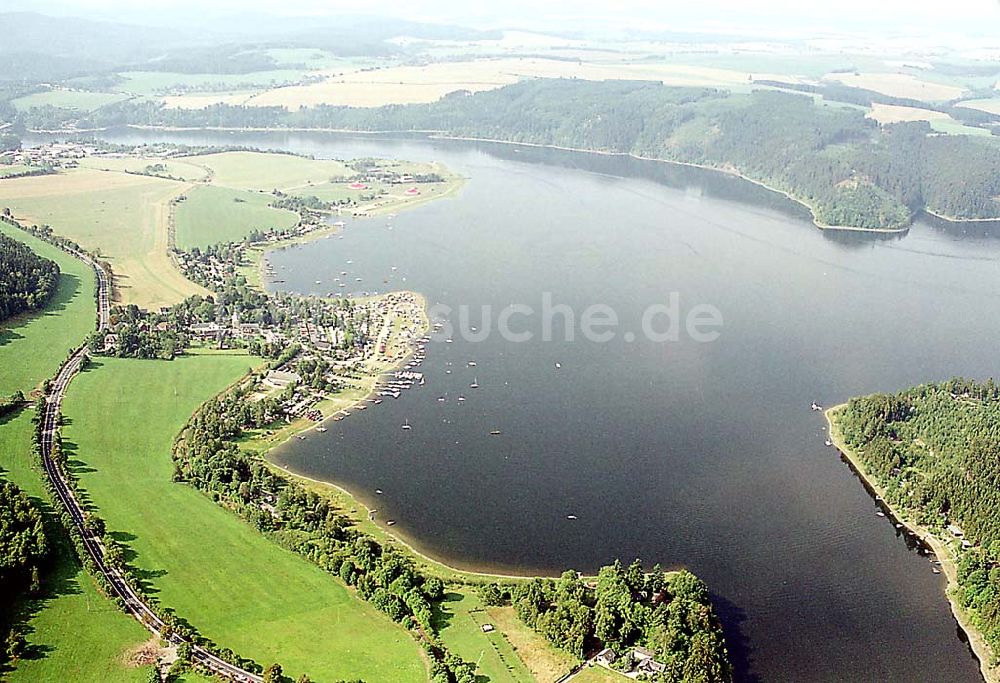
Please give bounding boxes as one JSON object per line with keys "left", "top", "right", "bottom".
{"left": 38, "top": 249, "right": 263, "bottom": 682}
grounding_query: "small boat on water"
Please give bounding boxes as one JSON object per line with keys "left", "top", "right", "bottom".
{"left": 490, "top": 430, "right": 501, "bottom": 435}
{"left": 932, "top": 568, "right": 941, "bottom": 574}
{"left": 316, "top": 427, "right": 327, "bottom": 433}
{"left": 567, "top": 515, "right": 577, "bottom": 520}
{"left": 811, "top": 402, "right": 822, "bottom": 411}
{"left": 376, "top": 489, "right": 383, "bottom": 495}
{"left": 555, "top": 362, "right": 562, "bottom": 369}
{"left": 470, "top": 377, "right": 479, "bottom": 389}
{"left": 386, "top": 520, "right": 397, "bottom": 527}
{"left": 468, "top": 361, "right": 477, "bottom": 367}
{"left": 401, "top": 420, "right": 412, "bottom": 430}
{"left": 876, "top": 511, "right": 885, "bottom": 517}
{"left": 457, "top": 396, "right": 466, "bottom": 402}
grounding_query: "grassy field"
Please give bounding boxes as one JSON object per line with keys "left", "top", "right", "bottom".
{"left": 0, "top": 164, "right": 40, "bottom": 178}
{"left": 173, "top": 185, "right": 299, "bottom": 250}
{"left": 12, "top": 89, "right": 130, "bottom": 112}
{"left": 0, "top": 168, "right": 208, "bottom": 309}
{"left": 60, "top": 352, "right": 428, "bottom": 683}
{"left": 435, "top": 589, "right": 535, "bottom": 683}
{"left": 485, "top": 606, "right": 579, "bottom": 682}
{"left": 0, "top": 222, "right": 95, "bottom": 397}
{"left": 572, "top": 665, "right": 629, "bottom": 683}
{"left": 115, "top": 70, "right": 308, "bottom": 96}
{"left": 77, "top": 156, "right": 211, "bottom": 182}
{"left": 180, "top": 151, "right": 352, "bottom": 191}
{"left": 0, "top": 411, "right": 154, "bottom": 683}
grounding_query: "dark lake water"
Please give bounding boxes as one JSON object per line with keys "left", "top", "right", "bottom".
{"left": 97, "top": 128, "right": 1000, "bottom": 682}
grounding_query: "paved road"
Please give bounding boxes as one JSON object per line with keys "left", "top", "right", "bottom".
{"left": 39, "top": 251, "right": 263, "bottom": 682}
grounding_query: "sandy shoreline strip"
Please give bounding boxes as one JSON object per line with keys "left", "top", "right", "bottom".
{"left": 825, "top": 404, "right": 998, "bottom": 683}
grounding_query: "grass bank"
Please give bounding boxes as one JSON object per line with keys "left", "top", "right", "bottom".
{"left": 0, "top": 410, "right": 155, "bottom": 683}
{"left": 60, "top": 351, "right": 428, "bottom": 683}
{"left": 0, "top": 221, "right": 95, "bottom": 397}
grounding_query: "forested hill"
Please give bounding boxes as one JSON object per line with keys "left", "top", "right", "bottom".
{"left": 0, "top": 232, "right": 60, "bottom": 323}
{"left": 83, "top": 79, "right": 1000, "bottom": 230}
{"left": 834, "top": 380, "right": 1000, "bottom": 654}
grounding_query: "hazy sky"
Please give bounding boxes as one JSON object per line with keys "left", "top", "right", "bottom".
{"left": 9, "top": 0, "right": 1000, "bottom": 36}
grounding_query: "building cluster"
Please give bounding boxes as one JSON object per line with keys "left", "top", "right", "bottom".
{"left": 1, "top": 141, "right": 101, "bottom": 168}
{"left": 594, "top": 646, "right": 667, "bottom": 678}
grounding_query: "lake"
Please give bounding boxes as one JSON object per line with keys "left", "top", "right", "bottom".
{"left": 100, "top": 128, "right": 1000, "bottom": 682}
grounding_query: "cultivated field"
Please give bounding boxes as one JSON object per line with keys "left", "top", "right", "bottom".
{"left": 77, "top": 156, "right": 211, "bottom": 182}
{"left": 242, "top": 58, "right": 801, "bottom": 109}
{"left": 866, "top": 103, "right": 952, "bottom": 124}
{"left": 173, "top": 185, "right": 299, "bottom": 250}
{"left": 0, "top": 168, "right": 209, "bottom": 309}
{"left": 115, "top": 70, "right": 309, "bottom": 96}
{"left": 0, "top": 222, "right": 96, "bottom": 396}
{"left": 822, "top": 71, "right": 965, "bottom": 101}
{"left": 0, "top": 411, "right": 155, "bottom": 683}
{"left": 61, "top": 352, "right": 428, "bottom": 683}
{"left": 957, "top": 97, "right": 1000, "bottom": 116}
{"left": 485, "top": 606, "right": 579, "bottom": 682}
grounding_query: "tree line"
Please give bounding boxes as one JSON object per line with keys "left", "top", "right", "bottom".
{"left": 39, "top": 79, "right": 1000, "bottom": 229}
{"left": 835, "top": 378, "right": 1000, "bottom": 655}
{"left": 478, "top": 561, "right": 731, "bottom": 682}
{"left": 0, "top": 231, "right": 60, "bottom": 323}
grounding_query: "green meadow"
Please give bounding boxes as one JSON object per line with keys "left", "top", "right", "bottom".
{"left": 173, "top": 185, "right": 299, "bottom": 250}
{"left": 0, "top": 221, "right": 95, "bottom": 397}
{"left": 182, "top": 151, "right": 352, "bottom": 192}
{"left": 60, "top": 352, "right": 428, "bottom": 683}
{"left": 12, "top": 89, "right": 129, "bottom": 112}
{"left": 435, "top": 589, "right": 535, "bottom": 683}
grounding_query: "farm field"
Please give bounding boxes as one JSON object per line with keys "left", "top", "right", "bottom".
{"left": 0, "top": 411, "right": 153, "bottom": 683}
{"left": 957, "top": 97, "right": 1000, "bottom": 116}
{"left": 115, "top": 70, "right": 309, "bottom": 96}
{"left": 435, "top": 589, "right": 535, "bottom": 683}
{"left": 0, "top": 221, "right": 95, "bottom": 397}
{"left": 11, "top": 89, "right": 130, "bottom": 112}
{"left": 822, "top": 71, "right": 966, "bottom": 101}
{"left": 866, "top": 103, "right": 952, "bottom": 124}
{"left": 179, "top": 151, "right": 352, "bottom": 191}
{"left": 243, "top": 57, "right": 806, "bottom": 108}
{"left": 0, "top": 168, "right": 208, "bottom": 309}
{"left": 60, "top": 352, "right": 428, "bottom": 683}
{"left": 77, "top": 156, "right": 211, "bottom": 182}
{"left": 173, "top": 185, "right": 299, "bottom": 250}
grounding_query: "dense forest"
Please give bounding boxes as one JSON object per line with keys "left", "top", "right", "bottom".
{"left": 0, "top": 232, "right": 60, "bottom": 323}
{"left": 0, "top": 479, "right": 49, "bottom": 666}
{"left": 479, "top": 563, "right": 731, "bottom": 682}
{"left": 834, "top": 379, "right": 1000, "bottom": 655}
{"left": 55, "top": 79, "right": 1000, "bottom": 229}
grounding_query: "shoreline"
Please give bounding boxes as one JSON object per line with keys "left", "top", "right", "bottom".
{"left": 825, "top": 404, "right": 998, "bottom": 683}
{"left": 34, "top": 123, "right": 1000, "bottom": 229}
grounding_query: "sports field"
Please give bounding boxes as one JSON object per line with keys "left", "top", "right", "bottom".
{"left": 60, "top": 352, "right": 428, "bottom": 683}
{"left": 173, "top": 185, "right": 299, "bottom": 250}
{"left": 0, "top": 222, "right": 95, "bottom": 397}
